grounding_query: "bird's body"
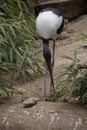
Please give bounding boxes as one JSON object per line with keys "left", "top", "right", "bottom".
{"left": 36, "top": 8, "right": 64, "bottom": 39}
{"left": 36, "top": 8, "right": 64, "bottom": 99}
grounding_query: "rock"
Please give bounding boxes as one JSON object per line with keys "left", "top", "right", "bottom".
{"left": 34, "top": 0, "right": 87, "bottom": 19}
{"left": 0, "top": 102, "right": 87, "bottom": 130}
{"left": 23, "top": 97, "right": 39, "bottom": 108}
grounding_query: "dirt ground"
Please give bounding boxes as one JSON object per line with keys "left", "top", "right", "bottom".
{"left": 0, "top": 15, "right": 87, "bottom": 130}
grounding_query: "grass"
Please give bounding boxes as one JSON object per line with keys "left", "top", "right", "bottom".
{"left": 51, "top": 33, "right": 87, "bottom": 104}
{"left": 0, "top": 0, "right": 44, "bottom": 99}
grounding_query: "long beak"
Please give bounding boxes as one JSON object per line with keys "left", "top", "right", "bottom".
{"left": 43, "top": 48, "right": 54, "bottom": 90}
{"left": 42, "top": 38, "right": 55, "bottom": 91}
{"left": 46, "top": 56, "right": 54, "bottom": 87}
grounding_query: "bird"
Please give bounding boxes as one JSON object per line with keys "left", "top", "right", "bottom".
{"left": 36, "top": 8, "right": 64, "bottom": 99}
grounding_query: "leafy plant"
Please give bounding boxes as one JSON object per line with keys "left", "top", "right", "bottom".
{"left": 0, "top": 0, "right": 43, "bottom": 78}
{"left": 0, "top": 0, "right": 44, "bottom": 98}
{"left": 78, "top": 32, "right": 87, "bottom": 41}
{"left": 55, "top": 49, "right": 87, "bottom": 104}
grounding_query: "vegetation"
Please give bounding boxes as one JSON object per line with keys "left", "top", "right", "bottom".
{"left": 0, "top": 0, "right": 43, "bottom": 99}
{"left": 54, "top": 33, "right": 87, "bottom": 104}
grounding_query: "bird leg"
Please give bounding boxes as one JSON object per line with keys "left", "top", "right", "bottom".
{"left": 52, "top": 40, "right": 55, "bottom": 70}
{"left": 50, "top": 40, "right": 55, "bottom": 92}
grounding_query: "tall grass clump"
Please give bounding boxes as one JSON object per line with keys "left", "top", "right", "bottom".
{"left": 0, "top": 0, "right": 43, "bottom": 99}
{"left": 54, "top": 33, "right": 87, "bottom": 104}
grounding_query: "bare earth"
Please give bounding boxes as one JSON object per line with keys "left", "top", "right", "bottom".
{"left": 0, "top": 15, "right": 87, "bottom": 130}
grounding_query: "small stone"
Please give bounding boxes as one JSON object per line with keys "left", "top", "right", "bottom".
{"left": 23, "top": 97, "right": 39, "bottom": 108}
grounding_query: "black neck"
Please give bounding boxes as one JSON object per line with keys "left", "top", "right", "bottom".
{"left": 42, "top": 39, "right": 54, "bottom": 88}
